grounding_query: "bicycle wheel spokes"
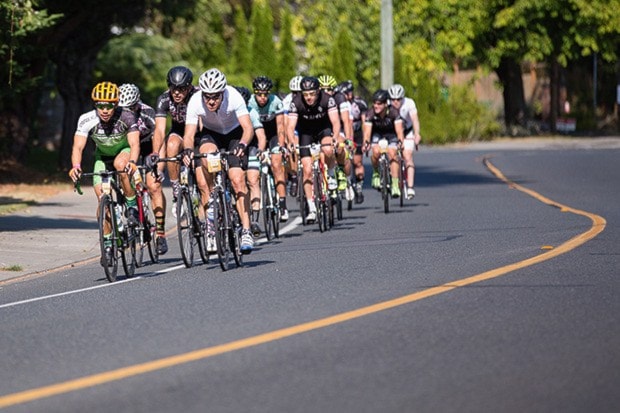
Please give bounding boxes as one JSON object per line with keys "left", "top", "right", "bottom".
{"left": 177, "top": 189, "right": 194, "bottom": 268}
{"left": 98, "top": 196, "right": 118, "bottom": 282}
{"left": 122, "top": 225, "right": 136, "bottom": 278}
{"left": 381, "top": 157, "right": 390, "bottom": 213}
{"left": 142, "top": 191, "right": 159, "bottom": 264}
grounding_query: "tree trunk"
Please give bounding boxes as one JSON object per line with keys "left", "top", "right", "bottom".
{"left": 549, "top": 59, "right": 560, "bottom": 134}
{"left": 55, "top": 54, "right": 97, "bottom": 171}
{"left": 495, "top": 57, "right": 527, "bottom": 131}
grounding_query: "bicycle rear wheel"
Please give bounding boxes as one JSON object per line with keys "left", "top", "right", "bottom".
{"left": 177, "top": 189, "right": 194, "bottom": 268}
{"left": 193, "top": 200, "right": 209, "bottom": 265}
{"left": 98, "top": 196, "right": 118, "bottom": 282}
{"left": 213, "top": 191, "right": 231, "bottom": 271}
{"left": 399, "top": 157, "right": 405, "bottom": 207}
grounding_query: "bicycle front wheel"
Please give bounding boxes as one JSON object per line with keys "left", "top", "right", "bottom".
{"left": 177, "top": 189, "right": 194, "bottom": 268}
{"left": 121, "top": 224, "right": 136, "bottom": 278}
{"left": 399, "top": 158, "right": 405, "bottom": 207}
{"left": 380, "top": 157, "right": 390, "bottom": 214}
{"left": 213, "top": 191, "right": 231, "bottom": 271}
{"left": 142, "top": 191, "right": 159, "bottom": 264}
{"left": 261, "top": 172, "right": 275, "bottom": 241}
{"left": 98, "top": 196, "right": 118, "bottom": 282}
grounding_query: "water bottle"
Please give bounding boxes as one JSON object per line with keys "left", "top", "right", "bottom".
{"left": 115, "top": 205, "right": 124, "bottom": 232}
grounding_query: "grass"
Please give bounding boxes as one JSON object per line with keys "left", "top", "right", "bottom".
{"left": 1, "top": 265, "right": 23, "bottom": 272}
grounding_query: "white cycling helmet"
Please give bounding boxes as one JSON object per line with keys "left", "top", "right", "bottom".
{"left": 388, "top": 84, "right": 405, "bottom": 99}
{"left": 199, "top": 68, "right": 227, "bottom": 93}
{"left": 289, "top": 75, "right": 303, "bottom": 92}
{"left": 118, "top": 83, "right": 141, "bottom": 107}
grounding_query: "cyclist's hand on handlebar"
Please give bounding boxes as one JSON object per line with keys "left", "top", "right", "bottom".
{"left": 69, "top": 166, "right": 82, "bottom": 182}
{"left": 182, "top": 148, "right": 194, "bottom": 167}
{"left": 233, "top": 142, "right": 247, "bottom": 158}
{"left": 145, "top": 152, "right": 160, "bottom": 171}
{"left": 124, "top": 160, "right": 138, "bottom": 175}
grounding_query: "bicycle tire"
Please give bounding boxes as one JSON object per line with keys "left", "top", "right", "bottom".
{"left": 328, "top": 196, "right": 335, "bottom": 228}
{"left": 336, "top": 195, "right": 343, "bottom": 220}
{"left": 98, "top": 196, "right": 118, "bottom": 282}
{"left": 380, "top": 156, "right": 390, "bottom": 214}
{"left": 214, "top": 191, "right": 231, "bottom": 271}
{"left": 272, "top": 190, "right": 280, "bottom": 238}
{"left": 135, "top": 194, "right": 146, "bottom": 267}
{"left": 142, "top": 191, "right": 159, "bottom": 264}
{"left": 194, "top": 199, "right": 209, "bottom": 265}
{"left": 177, "top": 189, "right": 194, "bottom": 268}
{"left": 313, "top": 170, "right": 326, "bottom": 233}
{"left": 297, "top": 172, "right": 307, "bottom": 225}
{"left": 230, "top": 208, "right": 243, "bottom": 267}
{"left": 399, "top": 157, "right": 405, "bottom": 207}
{"left": 261, "top": 173, "right": 275, "bottom": 241}
{"left": 122, "top": 223, "right": 136, "bottom": 278}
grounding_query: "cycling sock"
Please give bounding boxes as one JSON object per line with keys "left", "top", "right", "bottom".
{"left": 126, "top": 196, "right": 137, "bottom": 208}
{"left": 307, "top": 199, "right": 316, "bottom": 213}
{"left": 251, "top": 209, "right": 260, "bottom": 223}
{"left": 279, "top": 198, "right": 287, "bottom": 210}
{"left": 156, "top": 215, "right": 165, "bottom": 235}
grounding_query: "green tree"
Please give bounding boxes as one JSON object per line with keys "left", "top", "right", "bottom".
{"left": 249, "top": 0, "right": 276, "bottom": 77}
{"left": 275, "top": 6, "right": 296, "bottom": 92}
{"left": 231, "top": 6, "right": 251, "bottom": 75}
{"left": 330, "top": 24, "right": 356, "bottom": 83}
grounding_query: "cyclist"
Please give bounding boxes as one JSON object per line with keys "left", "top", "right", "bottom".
{"left": 182, "top": 68, "right": 255, "bottom": 253}
{"left": 388, "top": 84, "right": 421, "bottom": 199}
{"left": 117, "top": 83, "right": 169, "bottom": 255}
{"left": 248, "top": 75, "right": 289, "bottom": 222}
{"left": 68, "top": 81, "right": 141, "bottom": 265}
{"left": 362, "top": 89, "right": 405, "bottom": 198}
{"left": 282, "top": 75, "right": 303, "bottom": 197}
{"left": 318, "top": 74, "right": 354, "bottom": 194}
{"left": 153, "top": 66, "right": 199, "bottom": 217}
{"left": 338, "top": 80, "right": 367, "bottom": 203}
{"left": 236, "top": 85, "right": 267, "bottom": 237}
{"left": 286, "top": 76, "right": 341, "bottom": 223}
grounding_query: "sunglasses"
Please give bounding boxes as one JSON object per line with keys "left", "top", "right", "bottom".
{"left": 254, "top": 92, "right": 269, "bottom": 97}
{"left": 170, "top": 86, "right": 189, "bottom": 93}
{"left": 95, "top": 102, "right": 116, "bottom": 110}
{"left": 373, "top": 100, "right": 387, "bottom": 105}
{"left": 202, "top": 92, "right": 223, "bottom": 101}
{"left": 391, "top": 98, "right": 403, "bottom": 102}
{"left": 321, "top": 87, "right": 334, "bottom": 93}
{"left": 302, "top": 91, "right": 318, "bottom": 97}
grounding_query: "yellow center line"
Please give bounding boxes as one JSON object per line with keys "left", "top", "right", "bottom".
{"left": 0, "top": 158, "right": 606, "bottom": 409}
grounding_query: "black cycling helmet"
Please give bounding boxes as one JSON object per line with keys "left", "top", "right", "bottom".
{"left": 252, "top": 75, "right": 273, "bottom": 92}
{"left": 339, "top": 80, "right": 354, "bottom": 94}
{"left": 235, "top": 86, "right": 252, "bottom": 104}
{"left": 300, "top": 76, "right": 320, "bottom": 92}
{"left": 372, "top": 89, "right": 389, "bottom": 103}
{"left": 166, "top": 66, "right": 193, "bottom": 88}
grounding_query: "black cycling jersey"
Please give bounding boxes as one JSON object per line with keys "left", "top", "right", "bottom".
{"left": 289, "top": 91, "right": 337, "bottom": 135}
{"left": 154, "top": 86, "right": 200, "bottom": 135}
{"left": 351, "top": 97, "right": 368, "bottom": 132}
{"left": 364, "top": 106, "right": 402, "bottom": 136}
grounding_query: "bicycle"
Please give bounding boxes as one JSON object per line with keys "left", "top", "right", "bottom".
{"left": 397, "top": 146, "right": 406, "bottom": 208}
{"left": 206, "top": 150, "right": 243, "bottom": 271}
{"left": 377, "top": 138, "right": 391, "bottom": 214}
{"left": 74, "top": 170, "right": 137, "bottom": 282}
{"left": 133, "top": 167, "right": 158, "bottom": 266}
{"left": 299, "top": 143, "right": 330, "bottom": 232}
{"left": 259, "top": 149, "right": 282, "bottom": 241}
{"left": 159, "top": 153, "right": 209, "bottom": 268}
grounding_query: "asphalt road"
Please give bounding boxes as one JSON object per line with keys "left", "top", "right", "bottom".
{"left": 1, "top": 144, "right": 619, "bottom": 412}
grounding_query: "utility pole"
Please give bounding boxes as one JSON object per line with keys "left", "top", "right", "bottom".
{"left": 381, "top": 0, "right": 393, "bottom": 89}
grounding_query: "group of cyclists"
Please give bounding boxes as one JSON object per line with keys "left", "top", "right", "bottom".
{"left": 68, "top": 66, "right": 422, "bottom": 269}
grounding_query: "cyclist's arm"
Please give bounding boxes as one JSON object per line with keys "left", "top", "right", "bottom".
{"left": 70, "top": 134, "right": 87, "bottom": 168}
{"left": 286, "top": 114, "right": 298, "bottom": 147}
{"left": 362, "top": 122, "right": 372, "bottom": 147}
{"left": 275, "top": 112, "right": 286, "bottom": 147}
{"left": 127, "top": 130, "right": 140, "bottom": 163}
{"left": 395, "top": 120, "right": 405, "bottom": 145}
{"left": 182, "top": 123, "right": 197, "bottom": 151}
{"left": 410, "top": 111, "right": 421, "bottom": 144}
{"left": 255, "top": 127, "right": 267, "bottom": 152}
{"left": 237, "top": 113, "right": 254, "bottom": 147}
{"left": 152, "top": 117, "right": 168, "bottom": 155}
{"left": 328, "top": 109, "right": 340, "bottom": 140}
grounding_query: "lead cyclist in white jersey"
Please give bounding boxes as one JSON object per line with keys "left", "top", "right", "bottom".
{"left": 388, "top": 84, "right": 421, "bottom": 199}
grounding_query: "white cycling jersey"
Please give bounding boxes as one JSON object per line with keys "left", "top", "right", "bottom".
{"left": 393, "top": 97, "right": 418, "bottom": 131}
{"left": 186, "top": 85, "right": 249, "bottom": 134}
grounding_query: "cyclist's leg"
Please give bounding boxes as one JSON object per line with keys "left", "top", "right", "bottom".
{"left": 197, "top": 139, "right": 217, "bottom": 209}
{"left": 387, "top": 137, "right": 401, "bottom": 197}
{"left": 403, "top": 130, "right": 416, "bottom": 197}
{"left": 268, "top": 135, "right": 288, "bottom": 219}
{"left": 370, "top": 134, "right": 381, "bottom": 188}
{"left": 299, "top": 133, "right": 316, "bottom": 220}
{"left": 246, "top": 145, "right": 261, "bottom": 235}
{"left": 166, "top": 132, "right": 183, "bottom": 200}
{"left": 143, "top": 139, "right": 168, "bottom": 254}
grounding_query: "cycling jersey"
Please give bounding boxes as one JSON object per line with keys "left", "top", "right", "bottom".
{"left": 75, "top": 108, "right": 139, "bottom": 157}
{"left": 186, "top": 85, "right": 249, "bottom": 135}
{"left": 248, "top": 94, "right": 284, "bottom": 139}
{"left": 350, "top": 97, "right": 368, "bottom": 132}
{"left": 392, "top": 97, "right": 417, "bottom": 132}
{"left": 154, "top": 86, "right": 200, "bottom": 136}
{"left": 127, "top": 103, "right": 156, "bottom": 143}
{"left": 288, "top": 91, "right": 338, "bottom": 135}
{"left": 364, "top": 106, "right": 402, "bottom": 137}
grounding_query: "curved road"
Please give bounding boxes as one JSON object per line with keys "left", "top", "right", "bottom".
{"left": 1, "top": 142, "right": 619, "bottom": 412}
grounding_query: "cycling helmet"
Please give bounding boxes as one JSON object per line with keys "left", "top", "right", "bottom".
{"left": 91, "top": 82, "right": 119, "bottom": 102}
{"left": 199, "top": 68, "right": 227, "bottom": 93}
{"left": 252, "top": 76, "right": 273, "bottom": 92}
{"left": 166, "top": 66, "right": 193, "bottom": 88}
{"left": 388, "top": 84, "right": 405, "bottom": 99}
{"left": 118, "top": 83, "right": 141, "bottom": 107}
{"left": 235, "top": 86, "right": 252, "bottom": 104}
{"left": 339, "top": 80, "right": 354, "bottom": 94}
{"left": 300, "top": 76, "right": 320, "bottom": 92}
{"left": 372, "top": 89, "right": 389, "bottom": 103}
{"left": 318, "top": 75, "right": 337, "bottom": 89}
{"left": 289, "top": 75, "right": 303, "bottom": 92}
